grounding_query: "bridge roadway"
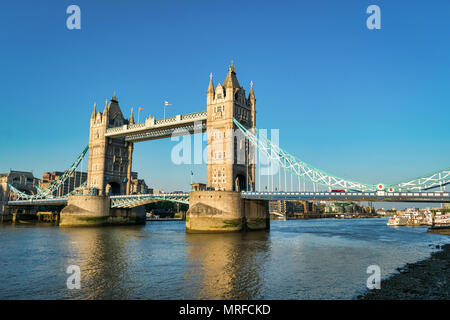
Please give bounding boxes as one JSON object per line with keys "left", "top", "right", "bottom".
{"left": 7, "top": 191, "right": 450, "bottom": 208}
{"left": 241, "top": 191, "right": 450, "bottom": 203}
{"left": 7, "top": 193, "right": 191, "bottom": 208}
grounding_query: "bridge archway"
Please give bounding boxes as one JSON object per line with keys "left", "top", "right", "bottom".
{"left": 106, "top": 182, "right": 121, "bottom": 195}
{"left": 234, "top": 174, "right": 246, "bottom": 192}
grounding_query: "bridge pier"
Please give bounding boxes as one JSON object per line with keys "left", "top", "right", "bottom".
{"left": 186, "top": 191, "right": 269, "bottom": 233}
{"left": 60, "top": 194, "right": 145, "bottom": 227}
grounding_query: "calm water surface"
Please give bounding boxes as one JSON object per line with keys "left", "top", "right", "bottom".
{"left": 1, "top": 218, "right": 449, "bottom": 299}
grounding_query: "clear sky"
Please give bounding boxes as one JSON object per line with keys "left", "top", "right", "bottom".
{"left": 0, "top": 0, "right": 449, "bottom": 197}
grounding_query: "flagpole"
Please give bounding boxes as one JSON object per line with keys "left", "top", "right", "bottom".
{"left": 138, "top": 108, "right": 141, "bottom": 123}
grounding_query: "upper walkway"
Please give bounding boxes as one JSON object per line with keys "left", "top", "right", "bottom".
{"left": 104, "top": 111, "right": 206, "bottom": 142}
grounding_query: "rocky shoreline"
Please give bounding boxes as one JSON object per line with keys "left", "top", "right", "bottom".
{"left": 358, "top": 244, "right": 450, "bottom": 300}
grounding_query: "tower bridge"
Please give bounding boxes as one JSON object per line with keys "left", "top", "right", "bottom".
{"left": 3, "top": 64, "right": 450, "bottom": 231}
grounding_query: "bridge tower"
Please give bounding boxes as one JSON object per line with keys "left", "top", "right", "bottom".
{"left": 60, "top": 95, "right": 145, "bottom": 227}
{"left": 86, "top": 95, "right": 134, "bottom": 196}
{"left": 206, "top": 64, "right": 256, "bottom": 192}
{"left": 186, "top": 65, "right": 268, "bottom": 233}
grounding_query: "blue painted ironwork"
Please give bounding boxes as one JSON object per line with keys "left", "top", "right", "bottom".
{"left": 234, "top": 118, "right": 450, "bottom": 192}
{"left": 110, "top": 193, "right": 189, "bottom": 208}
{"left": 8, "top": 146, "right": 88, "bottom": 200}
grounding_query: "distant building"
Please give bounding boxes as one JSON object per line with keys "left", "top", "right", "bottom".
{"left": 39, "top": 170, "right": 149, "bottom": 196}
{"left": 39, "top": 171, "right": 87, "bottom": 197}
{"left": 0, "top": 170, "right": 40, "bottom": 215}
{"left": 128, "top": 172, "right": 150, "bottom": 195}
{"left": 0, "top": 170, "right": 39, "bottom": 197}
{"left": 191, "top": 183, "right": 206, "bottom": 191}
{"left": 268, "top": 200, "right": 314, "bottom": 215}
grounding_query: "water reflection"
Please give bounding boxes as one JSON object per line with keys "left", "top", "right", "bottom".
{"left": 1, "top": 220, "right": 450, "bottom": 299}
{"left": 185, "top": 231, "right": 270, "bottom": 299}
{"left": 61, "top": 226, "right": 143, "bottom": 299}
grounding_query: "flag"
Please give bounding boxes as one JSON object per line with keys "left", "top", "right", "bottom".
{"left": 164, "top": 101, "right": 171, "bottom": 106}
{"left": 191, "top": 171, "right": 193, "bottom": 176}
{"left": 138, "top": 107, "right": 144, "bottom": 111}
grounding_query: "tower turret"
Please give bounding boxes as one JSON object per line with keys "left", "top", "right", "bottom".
{"left": 223, "top": 63, "right": 240, "bottom": 99}
{"left": 248, "top": 81, "right": 256, "bottom": 127}
{"left": 129, "top": 108, "right": 135, "bottom": 125}
{"left": 90, "top": 103, "right": 97, "bottom": 125}
{"left": 207, "top": 73, "right": 215, "bottom": 104}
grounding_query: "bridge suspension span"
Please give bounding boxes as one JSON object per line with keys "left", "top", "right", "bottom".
{"left": 233, "top": 118, "right": 450, "bottom": 193}
{"left": 8, "top": 146, "right": 89, "bottom": 200}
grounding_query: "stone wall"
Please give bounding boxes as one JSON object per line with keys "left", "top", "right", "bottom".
{"left": 59, "top": 194, "right": 145, "bottom": 227}
{"left": 186, "top": 190, "right": 269, "bottom": 233}
{"left": 243, "top": 199, "right": 269, "bottom": 231}
{"left": 59, "top": 195, "right": 110, "bottom": 227}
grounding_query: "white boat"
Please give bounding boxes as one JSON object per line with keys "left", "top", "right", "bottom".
{"left": 434, "top": 213, "right": 450, "bottom": 226}
{"left": 387, "top": 208, "right": 432, "bottom": 226}
{"left": 387, "top": 215, "right": 408, "bottom": 226}
{"left": 387, "top": 216, "right": 398, "bottom": 226}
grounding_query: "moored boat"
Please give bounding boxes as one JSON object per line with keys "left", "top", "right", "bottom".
{"left": 387, "top": 208, "right": 433, "bottom": 226}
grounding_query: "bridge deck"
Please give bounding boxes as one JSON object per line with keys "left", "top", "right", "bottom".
{"left": 110, "top": 193, "right": 190, "bottom": 208}
{"left": 7, "top": 191, "right": 450, "bottom": 208}
{"left": 8, "top": 197, "right": 68, "bottom": 206}
{"left": 241, "top": 191, "right": 450, "bottom": 203}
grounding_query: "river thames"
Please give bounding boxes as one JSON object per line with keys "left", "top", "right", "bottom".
{"left": 1, "top": 218, "right": 449, "bottom": 300}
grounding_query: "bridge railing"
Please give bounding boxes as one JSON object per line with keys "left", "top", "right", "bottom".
{"left": 128, "top": 123, "right": 146, "bottom": 130}
{"left": 106, "top": 111, "right": 207, "bottom": 135}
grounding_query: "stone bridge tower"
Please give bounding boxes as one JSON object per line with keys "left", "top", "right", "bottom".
{"left": 187, "top": 65, "right": 267, "bottom": 233}
{"left": 86, "top": 95, "right": 134, "bottom": 196}
{"left": 206, "top": 64, "right": 256, "bottom": 192}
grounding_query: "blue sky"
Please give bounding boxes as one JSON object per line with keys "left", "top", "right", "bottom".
{"left": 0, "top": 0, "right": 449, "bottom": 194}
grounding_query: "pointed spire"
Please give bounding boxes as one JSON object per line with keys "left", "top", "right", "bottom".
{"left": 129, "top": 108, "right": 135, "bottom": 125}
{"left": 249, "top": 80, "right": 255, "bottom": 100}
{"left": 223, "top": 62, "right": 240, "bottom": 89}
{"left": 91, "top": 103, "right": 97, "bottom": 119}
{"left": 111, "top": 91, "right": 118, "bottom": 103}
{"left": 207, "top": 72, "right": 215, "bottom": 94}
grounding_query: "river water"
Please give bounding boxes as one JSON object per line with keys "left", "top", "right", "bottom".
{"left": 0, "top": 218, "right": 449, "bottom": 300}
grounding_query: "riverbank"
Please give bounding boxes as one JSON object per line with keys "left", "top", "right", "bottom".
{"left": 359, "top": 244, "right": 450, "bottom": 300}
